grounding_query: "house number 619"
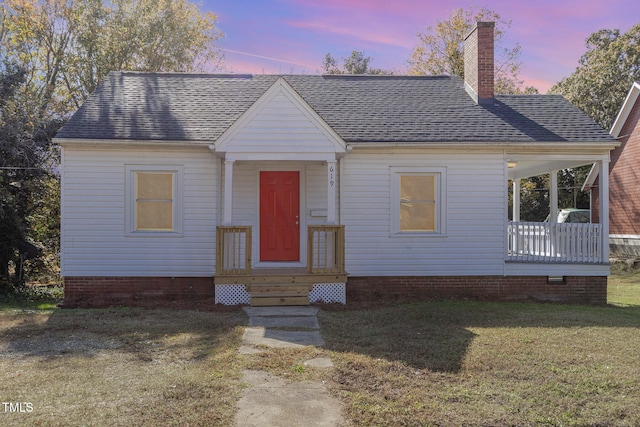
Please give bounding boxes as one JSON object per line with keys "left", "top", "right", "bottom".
{"left": 329, "top": 165, "right": 335, "bottom": 187}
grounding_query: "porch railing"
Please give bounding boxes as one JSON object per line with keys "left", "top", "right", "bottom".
{"left": 507, "top": 222, "right": 603, "bottom": 263}
{"left": 307, "top": 225, "right": 346, "bottom": 274}
{"left": 216, "top": 226, "right": 252, "bottom": 276}
{"left": 216, "top": 225, "right": 346, "bottom": 276}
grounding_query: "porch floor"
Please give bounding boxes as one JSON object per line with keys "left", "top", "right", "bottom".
{"left": 214, "top": 268, "right": 347, "bottom": 285}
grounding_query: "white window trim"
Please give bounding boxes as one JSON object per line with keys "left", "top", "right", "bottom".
{"left": 125, "top": 165, "right": 184, "bottom": 237}
{"left": 390, "top": 166, "right": 447, "bottom": 236}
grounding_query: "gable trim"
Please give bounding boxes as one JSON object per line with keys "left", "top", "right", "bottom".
{"left": 611, "top": 81, "right": 640, "bottom": 137}
{"left": 213, "top": 77, "right": 346, "bottom": 155}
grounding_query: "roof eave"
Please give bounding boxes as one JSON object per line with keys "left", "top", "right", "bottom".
{"left": 54, "top": 138, "right": 213, "bottom": 147}
{"left": 346, "top": 140, "right": 619, "bottom": 150}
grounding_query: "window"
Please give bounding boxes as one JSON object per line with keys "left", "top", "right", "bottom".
{"left": 390, "top": 167, "right": 446, "bottom": 235}
{"left": 136, "top": 172, "right": 174, "bottom": 231}
{"left": 126, "top": 166, "right": 183, "bottom": 235}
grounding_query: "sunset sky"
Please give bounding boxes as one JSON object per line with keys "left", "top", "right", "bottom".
{"left": 202, "top": 0, "right": 639, "bottom": 93}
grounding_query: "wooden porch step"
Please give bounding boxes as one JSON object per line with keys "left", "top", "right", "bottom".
{"left": 250, "top": 296, "right": 310, "bottom": 307}
{"left": 249, "top": 284, "right": 310, "bottom": 296}
{"left": 248, "top": 283, "right": 311, "bottom": 306}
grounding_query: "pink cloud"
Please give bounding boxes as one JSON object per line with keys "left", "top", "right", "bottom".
{"left": 218, "top": 47, "right": 321, "bottom": 75}
{"left": 283, "top": 0, "right": 429, "bottom": 17}
{"left": 286, "top": 19, "right": 414, "bottom": 49}
{"left": 206, "top": 0, "right": 640, "bottom": 88}
{"left": 519, "top": 75, "right": 557, "bottom": 94}
{"left": 279, "top": 0, "right": 456, "bottom": 51}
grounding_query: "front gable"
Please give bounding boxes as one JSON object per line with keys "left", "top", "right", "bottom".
{"left": 213, "top": 77, "right": 346, "bottom": 161}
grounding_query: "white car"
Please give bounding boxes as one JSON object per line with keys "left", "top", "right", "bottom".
{"left": 545, "top": 208, "right": 590, "bottom": 223}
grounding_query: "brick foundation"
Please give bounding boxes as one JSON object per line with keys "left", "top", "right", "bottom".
{"left": 346, "top": 276, "right": 607, "bottom": 305}
{"left": 63, "top": 274, "right": 608, "bottom": 309}
{"left": 62, "top": 277, "right": 218, "bottom": 310}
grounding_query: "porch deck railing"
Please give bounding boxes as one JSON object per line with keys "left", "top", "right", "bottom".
{"left": 216, "top": 225, "right": 346, "bottom": 276}
{"left": 307, "top": 225, "right": 346, "bottom": 274}
{"left": 216, "top": 226, "right": 252, "bottom": 276}
{"left": 507, "top": 222, "right": 603, "bottom": 263}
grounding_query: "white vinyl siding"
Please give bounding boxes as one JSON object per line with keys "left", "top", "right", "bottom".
{"left": 342, "top": 152, "right": 506, "bottom": 276}
{"left": 61, "top": 146, "right": 217, "bottom": 277}
{"left": 226, "top": 93, "right": 336, "bottom": 153}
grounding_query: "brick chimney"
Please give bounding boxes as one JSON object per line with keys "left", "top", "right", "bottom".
{"left": 464, "top": 22, "right": 494, "bottom": 104}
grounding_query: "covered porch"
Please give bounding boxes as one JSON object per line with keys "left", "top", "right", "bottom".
{"left": 211, "top": 157, "right": 347, "bottom": 306}
{"left": 208, "top": 77, "right": 349, "bottom": 305}
{"left": 211, "top": 148, "right": 347, "bottom": 305}
{"left": 206, "top": 76, "right": 349, "bottom": 305}
{"left": 506, "top": 154, "right": 610, "bottom": 265}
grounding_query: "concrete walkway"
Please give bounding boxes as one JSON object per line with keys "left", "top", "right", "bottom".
{"left": 235, "top": 306, "right": 346, "bottom": 427}
{"left": 240, "top": 306, "right": 324, "bottom": 353}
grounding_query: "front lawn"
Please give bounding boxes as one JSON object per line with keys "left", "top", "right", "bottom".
{"left": 318, "top": 299, "right": 640, "bottom": 426}
{"left": 312, "top": 274, "right": 640, "bottom": 426}
{"left": 0, "top": 271, "right": 638, "bottom": 426}
{"left": 609, "top": 263, "right": 640, "bottom": 306}
{"left": 0, "top": 308, "right": 247, "bottom": 426}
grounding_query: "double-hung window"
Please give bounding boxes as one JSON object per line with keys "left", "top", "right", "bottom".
{"left": 390, "top": 167, "right": 446, "bottom": 235}
{"left": 126, "top": 165, "right": 183, "bottom": 235}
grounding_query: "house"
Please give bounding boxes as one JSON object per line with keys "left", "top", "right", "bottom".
{"left": 54, "top": 22, "right": 617, "bottom": 308}
{"left": 584, "top": 81, "right": 640, "bottom": 257}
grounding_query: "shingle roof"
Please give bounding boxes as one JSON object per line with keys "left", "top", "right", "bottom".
{"left": 56, "top": 71, "right": 615, "bottom": 144}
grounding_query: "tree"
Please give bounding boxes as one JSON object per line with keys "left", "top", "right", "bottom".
{"left": 1, "top": 0, "right": 223, "bottom": 116}
{"left": 550, "top": 24, "right": 640, "bottom": 130}
{"left": 323, "top": 50, "right": 390, "bottom": 75}
{"left": 508, "top": 168, "right": 590, "bottom": 222}
{"left": 408, "top": 7, "right": 535, "bottom": 94}
{"left": 0, "top": 0, "right": 223, "bottom": 287}
{"left": 510, "top": 176, "right": 549, "bottom": 222}
{"left": 549, "top": 25, "right": 640, "bottom": 223}
{"left": 0, "top": 65, "right": 61, "bottom": 287}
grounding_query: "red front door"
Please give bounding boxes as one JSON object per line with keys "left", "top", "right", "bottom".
{"left": 260, "top": 171, "right": 300, "bottom": 261}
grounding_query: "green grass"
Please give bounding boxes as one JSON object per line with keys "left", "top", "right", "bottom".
{"left": 1, "top": 271, "right": 639, "bottom": 426}
{"left": 0, "top": 284, "right": 63, "bottom": 312}
{"left": 608, "top": 264, "right": 640, "bottom": 306}
{"left": 318, "top": 299, "right": 640, "bottom": 426}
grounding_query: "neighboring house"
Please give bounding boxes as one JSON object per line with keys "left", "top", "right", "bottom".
{"left": 54, "top": 22, "right": 617, "bottom": 307}
{"left": 585, "top": 81, "right": 640, "bottom": 257}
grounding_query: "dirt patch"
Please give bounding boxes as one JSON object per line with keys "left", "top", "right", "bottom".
{"left": 1, "top": 333, "right": 122, "bottom": 359}
{"left": 0, "top": 308, "right": 247, "bottom": 426}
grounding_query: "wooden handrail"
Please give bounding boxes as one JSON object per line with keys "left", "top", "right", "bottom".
{"left": 216, "top": 226, "right": 252, "bottom": 275}
{"left": 216, "top": 225, "right": 345, "bottom": 276}
{"left": 307, "top": 225, "right": 346, "bottom": 274}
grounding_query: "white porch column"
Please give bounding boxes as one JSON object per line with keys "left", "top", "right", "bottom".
{"left": 599, "top": 159, "right": 610, "bottom": 260}
{"left": 550, "top": 170, "right": 559, "bottom": 222}
{"left": 327, "top": 160, "right": 337, "bottom": 224}
{"left": 223, "top": 159, "right": 234, "bottom": 225}
{"left": 512, "top": 179, "right": 521, "bottom": 222}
